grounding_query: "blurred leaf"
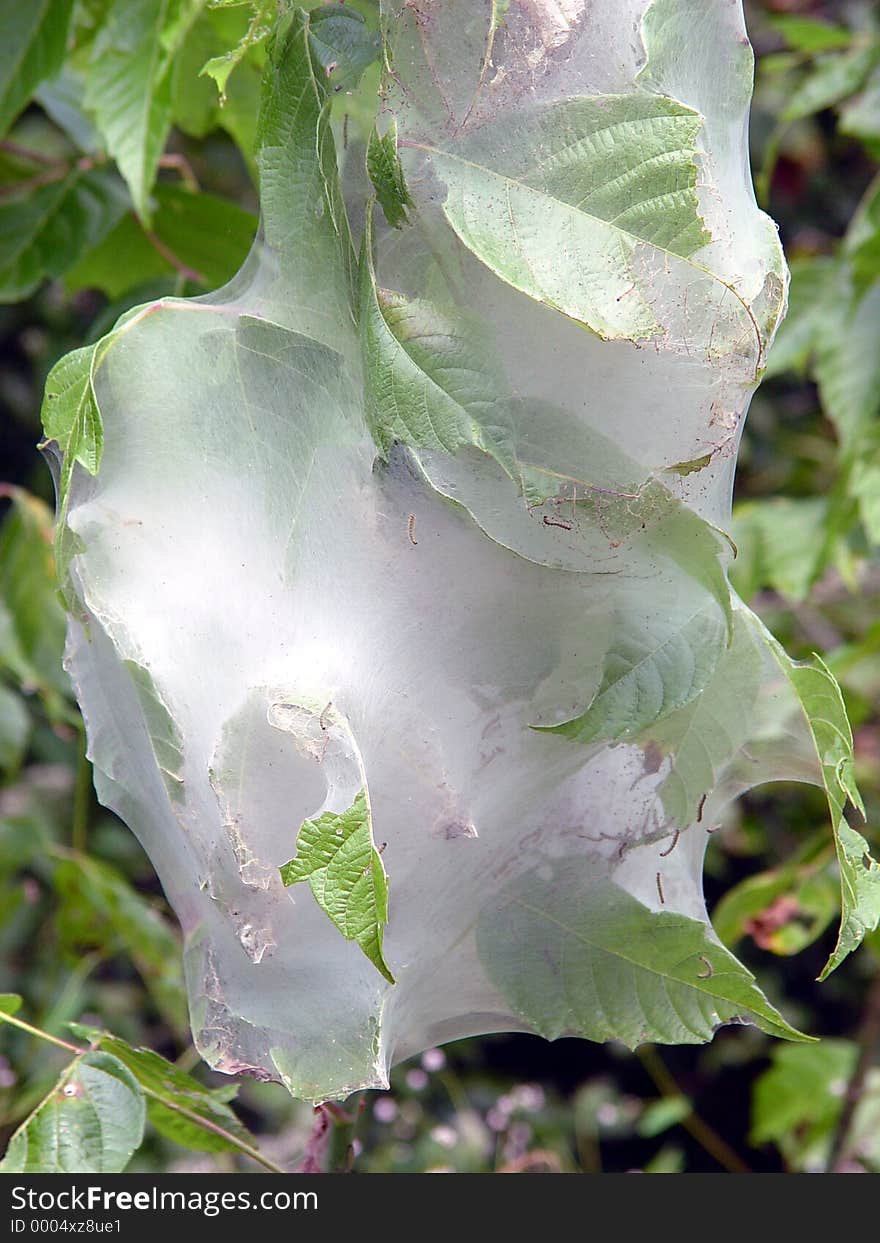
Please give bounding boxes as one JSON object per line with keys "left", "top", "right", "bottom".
{"left": 68, "top": 1026, "right": 256, "bottom": 1154}
{"left": 769, "top": 16, "right": 853, "bottom": 55}
{"left": 761, "top": 256, "right": 836, "bottom": 380}
{"left": 0, "top": 168, "right": 128, "bottom": 302}
{"left": 0, "top": 993, "right": 23, "bottom": 1015}
{"left": 841, "top": 65, "right": 880, "bottom": 148}
{"left": 53, "top": 853, "right": 187, "bottom": 1036}
{"left": 751, "top": 1040, "right": 854, "bottom": 1166}
{"left": 764, "top": 630, "right": 880, "bottom": 979}
{"left": 782, "top": 43, "right": 879, "bottom": 123}
{"left": 35, "top": 67, "right": 103, "bottom": 154}
{"left": 0, "top": 683, "right": 30, "bottom": 777}
{"left": 0, "top": 1051, "right": 145, "bottom": 1173}
{"left": 200, "top": 0, "right": 274, "bottom": 96}
{"left": 642, "top": 1143, "right": 685, "bottom": 1173}
{"left": 84, "top": 0, "right": 203, "bottom": 221}
{"left": 368, "top": 120, "right": 413, "bottom": 229}
{"left": 815, "top": 279, "right": 880, "bottom": 454}
{"left": 0, "top": 488, "right": 69, "bottom": 707}
{"left": 0, "top": 0, "right": 74, "bottom": 138}
{"left": 172, "top": 3, "right": 262, "bottom": 161}
{"left": 636, "top": 1096, "right": 690, "bottom": 1139}
{"left": 66, "top": 183, "right": 257, "bottom": 296}
{"left": 713, "top": 860, "right": 838, "bottom": 956}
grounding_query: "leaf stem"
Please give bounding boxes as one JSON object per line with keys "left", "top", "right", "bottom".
{"left": 0, "top": 1010, "right": 80, "bottom": 1055}
{"left": 0, "top": 1011, "right": 286, "bottom": 1175}
{"left": 637, "top": 1046, "right": 750, "bottom": 1174}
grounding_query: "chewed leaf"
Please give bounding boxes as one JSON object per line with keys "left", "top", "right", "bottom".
{"left": 416, "top": 93, "right": 756, "bottom": 352}
{"left": 360, "top": 208, "right": 513, "bottom": 467}
{"left": 280, "top": 789, "right": 394, "bottom": 984}
{"left": 368, "top": 121, "right": 414, "bottom": 228}
{"left": 477, "top": 867, "right": 809, "bottom": 1046}
{"left": 760, "top": 617, "right": 880, "bottom": 978}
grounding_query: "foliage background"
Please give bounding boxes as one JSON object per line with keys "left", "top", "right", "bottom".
{"left": 2, "top": 0, "right": 880, "bottom": 1173}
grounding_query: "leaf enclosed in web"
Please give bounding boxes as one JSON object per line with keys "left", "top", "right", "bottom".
{"left": 420, "top": 93, "right": 722, "bottom": 343}
{"left": 0, "top": 0, "right": 73, "bottom": 138}
{"left": 477, "top": 869, "right": 808, "bottom": 1047}
{"left": 535, "top": 598, "right": 728, "bottom": 747}
{"left": 0, "top": 1052, "right": 145, "bottom": 1174}
{"left": 66, "top": 184, "right": 258, "bottom": 296}
{"left": 759, "top": 617, "right": 880, "bottom": 978}
{"left": 200, "top": 0, "right": 275, "bottom": 97}
{"left": 0, "top": 168, "right": 128, "bottom": 303}
{"left": 280, "top": 789, "right": 394, "bottom": 983}
{"left": 68, "top": 1028, "right": 256, "bottom": 1154}
{"left": 40, "top": 343, "right": 104, "bottom": 478}
{"left": 53, "top": 854, "right": 187, "bottom": 1037}
{"left": 360, "top": 209, "right": 513, "bottom": 468}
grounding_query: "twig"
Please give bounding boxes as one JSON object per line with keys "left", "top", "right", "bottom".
{"left": 637, "top": 1046, "right": 750, "bottom": 1173}
{"left": 0, "top": 1009, "right": 286, "bottom": 1175}
{"left": 296, "top": 1099, "right": 362, "bottom": 1172}
{"left": 136, "top": 219, "right": 206, "bottom": 284}
{"left": 826, "top": 968, "right": 880, "bottom": 1172}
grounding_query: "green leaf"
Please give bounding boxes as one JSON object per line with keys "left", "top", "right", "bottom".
{"left": 423, "top": 93, "right": 720, "bottom": 343}
{"left": 306, "top": 2, "right": 379, "bottom": 93}
{"left": 54, "top": 854, "right": 187, "bottom": 1036}
{"left": 761, "top": 256, "right": 836, "bottom": 379}
{"left": 762, "top": 623, "right": 880, "bottom": 978}
{"left": 35, "top": 67, "right": 103, "bottom": 154}
{"left": 751, "top": 1040, "right": 856, "bottom": 1156}
{"left": 0, "top": 682, "right": 30, "bottom": 776}
{"left": 367, "top": 121, "right": 413, "bottom": 228}
{"left": 730, "top": 498, "right": 830, "bottom": 603}
{"left": 815, "top": 279, "right": 880, "bottom": 454}
{"left": 841, "top": 64, "right": 880, "bottom": 146}
{"left": 0, "top": 487, "right": 69, "bottom": 709}
{"left": 0, "top": 168, "right": 128, "bottom": 302}
{"left": 200, "top": 0, "right": 274, "bottom": 97}
{"left": 768, "top": 15, "right": 854, "bottom": 55}
{"left": 68, "top": 1028, "right": 256, "bottom": 1154}
{"left": 0, "top": 0, "right": 74, "bottom": 138}
{"left": 0, "top": 993, "right": 23, "bottom": 1015}
{"left": 360, "top": 210, "right": 512, "bottom": 468}
{"left": 280, "top": 788, "right": 394, "bottom": 983}
{"left": 477, "top": 867, "right": 808, "bottom": 1046}
{"left": 84, "top": 0, "right": 202, "bottom": 221}
{"left": 782, "top": 43, "right": 879, "bottom": 123}
{"left": 713, "top": 861, "right": 838, "bottom": 957}
{"left": 637, "top": 1096, "right": 691, "bottom": 1139}
{"left": 535, "top": 599, "right": 728, "bottom": 747}
{"left": 0, "top": 1051, "right": 145, "bottom": 1173}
